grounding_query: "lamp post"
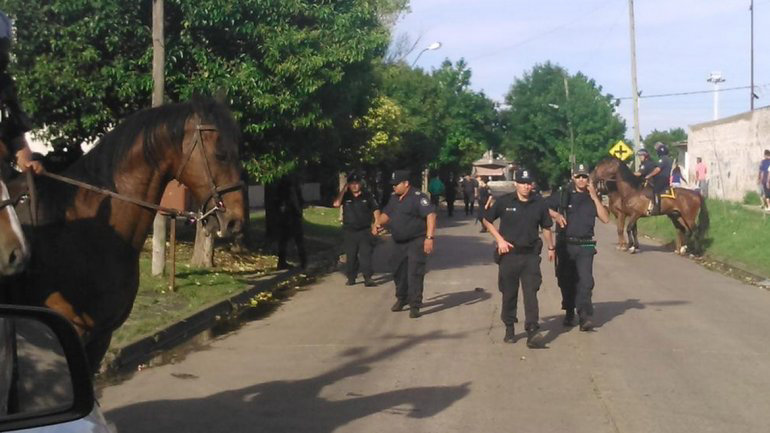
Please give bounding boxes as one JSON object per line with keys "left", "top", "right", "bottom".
{"left": 707, "top": 71, "right": 725, "bottom": 120}
{"left": 411, "top": 41, "right": 442, "bottom": 67}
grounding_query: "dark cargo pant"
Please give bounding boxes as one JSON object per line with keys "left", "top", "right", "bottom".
{"left": 498, "top": 252, "right": 542, "bottom": 331}
{"left": 555, "top": 242, "right": 596, "bottom": 316}
{"left": 391, "top": 237, "right": 427, "bottom": 308}
{"left": 343, "top": 228, "right": 374, "bottom": 281}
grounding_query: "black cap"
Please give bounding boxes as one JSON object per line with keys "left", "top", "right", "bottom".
{"left": 573, "top": 163, "right": 590, "bottom": 176}
{"left": 514, "top": 168, "right": 534, "bottom": 183}
{"left": 390, "top": 170, "right": 410, "bottom": 185}
{"left": 347, "top": 172, "right": 362, "bottom": 183}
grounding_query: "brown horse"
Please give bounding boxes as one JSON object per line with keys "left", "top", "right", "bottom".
{"left": 0, "top": 179, "right": 29, "bottom": 275}
{"left": 591, "top": 157, "right": 708, "bottom": 255}
{"left": 5, "top": 99, "right": 245, "bottom": 372}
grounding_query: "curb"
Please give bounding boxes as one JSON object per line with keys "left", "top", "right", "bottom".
{"left": 101, "top": 246, "right": 341, "bottom": 376}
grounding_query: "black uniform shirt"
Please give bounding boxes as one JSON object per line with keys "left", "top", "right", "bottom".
{"left": 655, "top": 155, "right": 672, "bottom": 189}
{"left": 461, "top": 178, "right": 478, "bottom": 196}
{"left": 485, "top": 193, "right": 552, "bottom": 248}
{"left": 478, "top": 185, "right": 491, "bottom": 204}
{"left": 546, "top": 187, "right": 597, "bottom": 239}
{"left": 382, "top": 187, "right": 435, "bottom": 243}
{"left": 342, "top": 190, "right": 378, "bottom": 230}
{"left": 0, "top": 72, "right": 33, "bottom": 152}
{"left": 639, "top": 159, "right": 658, "bottom": 178}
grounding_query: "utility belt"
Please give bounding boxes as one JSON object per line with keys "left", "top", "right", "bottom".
{"left": 558, "top": 234, "right": 596, "bottom": 246}
{"left": 493, "top": 239, "right": 542, "bottom": 264}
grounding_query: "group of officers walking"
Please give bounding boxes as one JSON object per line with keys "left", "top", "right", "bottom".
{"left": 334, "top": 163, "right": 610, "bottom": 346}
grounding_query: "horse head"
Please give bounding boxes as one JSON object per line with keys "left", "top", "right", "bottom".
{"left": 0, "top": 180, "right": 29, "bottom": 275}
{"left": 172, "top": 101, "right": 245, "bottom": 238}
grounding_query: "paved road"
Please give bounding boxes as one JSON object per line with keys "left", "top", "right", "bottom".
{"left": 101, "top": 210, "right": 770, "bottom": 433}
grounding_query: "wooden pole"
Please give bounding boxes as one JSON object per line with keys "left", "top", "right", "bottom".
{"left": 628, "top": 0, "right": 642, "bottom": 168}
{"left": 151, "top": 0, "right": 167, "bottom": 276}
{"left": 169, "top": 218, "right": 176, "bottom": 291}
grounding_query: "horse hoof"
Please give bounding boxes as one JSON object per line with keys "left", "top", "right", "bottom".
{"left": 678, "top": 246, "right": 687, "bottom": 255}
{"left": 628, "top": 247, "right": 636, "bottom": 254}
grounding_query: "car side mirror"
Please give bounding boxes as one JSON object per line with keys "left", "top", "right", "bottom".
{"left": 0, "top": 305, "right": 94, "bottom": 432}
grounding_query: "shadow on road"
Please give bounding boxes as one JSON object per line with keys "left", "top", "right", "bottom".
{"left": 538, "top": 298, "right": 689, "bottom": 346}
{"left": 420, "top": 288, "right": 493, "bottom": 316}
{"left": 105, "top": 331, "right": 471, "bottom": 433}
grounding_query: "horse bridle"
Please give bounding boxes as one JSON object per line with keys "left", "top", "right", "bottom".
{"left": 0, "top": 191, "right": 28, "bottom": 210}
{"left": 30, "top": 123, "right": 243, "bottom": 225}
{"left": 174, "top": 124, "right": 244, "bottom": 223}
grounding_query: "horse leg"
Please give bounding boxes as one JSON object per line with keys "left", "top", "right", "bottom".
{"left": 627, "top": 216, "right": 641, "bottom": 254}
{"left": 84, "top": 332, "right": 113, "bottom": 375}
{"left": 617, "top": 212, "right": 628, "bottom": 251}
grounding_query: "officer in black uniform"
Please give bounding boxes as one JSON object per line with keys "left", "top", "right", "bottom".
{"left": 635, "top": 147, "right": 670, "bottom": 215}
{"left": 0, "top": 11, "right": 41, "bottom": 174}
{"left": 378, "top": 170, "right": 436, "bottom": 319}
{"left": 483, "top": 168, "right": 555, "bottom": 347}
{"left": 547, "top": 163, "right": 610, "bottom": 331}
{"left": 333, "top": 172, "right": 380, "bottom": 287}
{"left": 653, "top": 144, "right": 673, "bottom": 209}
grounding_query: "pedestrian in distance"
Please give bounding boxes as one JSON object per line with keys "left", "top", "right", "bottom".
{"left": 694, "top": 157, "right": 708, "bottom": 198}
{"left": 547, "top": 163, "right": 610, "bottom": 331}
{"left": 759, "top": 150, "right": 770, "bottom": 210}
{"left": 483, "top": 168, "right": 555, "bottom": 348}
{"left": 460, "top": 175, "right": 478, "bottom": 216}
{"left": 377, "top": 170, "right": 437, "bottom": 319}
{"left": 428, "top": 174, "right": 445, "bottom": 209}
{"left": 477, "top": 176, "right": 492, "bottom": 232}
{"left": 444, "top": 174, "right": 457, "bottom": 217}
{"left": 271, "top": 174, "right": 307, "bottom": 270}
{"left": 333, "top": 172, "right": 380, "bottom": 287}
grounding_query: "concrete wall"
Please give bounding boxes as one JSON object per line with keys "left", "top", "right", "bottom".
{"left": 687, "top": 107, "right": 770, "bottom": 201}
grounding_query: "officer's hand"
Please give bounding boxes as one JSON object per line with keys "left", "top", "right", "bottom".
{"left": 424, "top": 238, "right": 434, "bottom": 254}
{"left": 547, "top": 249, "right": 556, "bottom": 262}
{"left": 554, "top": 213, "right": 567, "bottom": 228}
{"left": 587, "top": 180, "right": 599, "bottom": 197}
{"left": 497, "top": 239, "right": 513, "bottom": 255}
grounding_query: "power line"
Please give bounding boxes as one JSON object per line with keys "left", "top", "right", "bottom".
{"left": 617, "top": 84, "right": 768, "bottom": 100}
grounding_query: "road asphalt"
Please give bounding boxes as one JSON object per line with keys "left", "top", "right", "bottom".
{"left": 100, "top": 209, "right": 770, "bottom": 433}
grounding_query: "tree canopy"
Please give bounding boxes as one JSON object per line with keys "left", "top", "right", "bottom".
{"left": 501, "top": 62, "right": 626, "bottom": 187}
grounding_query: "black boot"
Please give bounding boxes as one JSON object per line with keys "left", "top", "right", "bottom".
{"left": 651, "top": 194, "right": 661, "bottom": 215}
{"left": 364, "top": 277, "right": 377, "bottom": 287}
{"left": 346, "top": 277, "right": 356, "bottom": 286}
{"left": 391, "top": 299, "right": 407, "bottom": 312}
{"left": 526, "top": 326, "right": 545, "bottom": 348}
{"left": 563, "top": 309, "right": 576, "bottom": 327}
{"left": 579, "top": 311, "right": 594, "bottom": 331}
{"left": 409, "top": 306, "right": 421, "bottom": 319}
{"left": 503, "top": 325, "right": 515, "bottom": 343}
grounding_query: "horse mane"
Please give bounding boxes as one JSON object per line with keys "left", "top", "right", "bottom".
{"left": 67, "top": 98, "right": 240, "bottom": 190}
{"left": 598, "top": 156, "right": 642, "bottom": 189}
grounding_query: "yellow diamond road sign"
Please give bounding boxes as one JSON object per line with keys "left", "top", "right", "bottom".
{"left": 609, "top": 140, "right": 633, "bottom": 161}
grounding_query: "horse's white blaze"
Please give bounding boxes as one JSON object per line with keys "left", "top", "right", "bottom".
{"left": 0, "top": 182, "right": 29, "bottom": 258}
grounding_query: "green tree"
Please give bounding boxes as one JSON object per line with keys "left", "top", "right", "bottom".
{"left": 501, "top": 62, "right": 626, "bottom": 187}
{"left": 1, "top": 0, "right": 403, "bottom": 183}
{"left": 643, "top": 127, "right": 687, "bottom": 160}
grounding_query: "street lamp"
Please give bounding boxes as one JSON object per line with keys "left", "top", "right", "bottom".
{"left": 411, "top": 41, "right": 442, "bottom": 67}
{"left": 707, "top": 71, "right": 725, "bottom": 120}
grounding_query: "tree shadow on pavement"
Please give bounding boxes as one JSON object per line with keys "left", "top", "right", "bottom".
{"left": 105, "top": 331, "right": 471, "bottom": 433}
{"left": 538, "top": 298, "right": 689, "bottom": 346}
{"left": 419, "top": 288, "right": 493, "bottom": 316}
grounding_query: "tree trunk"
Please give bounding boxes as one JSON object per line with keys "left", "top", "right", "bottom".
{"left": 191, "top": 221, "right": 215, "bottom": 267}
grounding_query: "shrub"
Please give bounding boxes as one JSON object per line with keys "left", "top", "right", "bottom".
{"left": 743, "top": 190, "right": 762, "bottom": 205}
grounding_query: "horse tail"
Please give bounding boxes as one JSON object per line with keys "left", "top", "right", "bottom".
{"left": 691, "top": 193, "right": 710, "bottom": 254}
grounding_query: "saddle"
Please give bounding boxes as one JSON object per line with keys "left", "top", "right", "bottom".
{"left": 660, "top": 187, "right": 676, "bottom": 200}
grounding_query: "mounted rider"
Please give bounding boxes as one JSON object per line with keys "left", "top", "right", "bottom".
{"left": 635, "top": 145, "right": 671, "bottom": 216}
{"left": 0, "top": 11, "right": 42, "bottom": 176}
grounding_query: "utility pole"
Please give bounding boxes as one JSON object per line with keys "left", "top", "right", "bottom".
{"left": 563, "top": 75, "right": 576, "bottom": 168}
{"left": 151, "top": 0, "right": 166, "bottom": 276}
{"left": 628, "top": 0, "right": 642, "bottom": 166}
{"left": 750, "top": 0, "right": 755, "bottom": 111}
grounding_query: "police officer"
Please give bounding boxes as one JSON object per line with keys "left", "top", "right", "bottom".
{"left": 548, "top": 163, "right": 610, "bottom": 331}
{"left": 378, "top": 170, "right": 436, "bottom": 318}
{"left": 333, "top": 172, "right": 380, "bottom": 286}
{"left": 635, "top": 149, "right": 658, "bottom": 214}
{"left": 483, "top": 168, "right": 554, "bottom": 347}
{"left": 0, "top": 11, "right": 41, "bottom": 174}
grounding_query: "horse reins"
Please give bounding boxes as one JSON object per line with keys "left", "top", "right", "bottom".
{"left": 23, "top": 123, "right": 243, "bottom": 224}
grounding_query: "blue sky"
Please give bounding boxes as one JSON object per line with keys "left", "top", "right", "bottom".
{"left": 394, "top": 0, "right": 770, "bottom": 137}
